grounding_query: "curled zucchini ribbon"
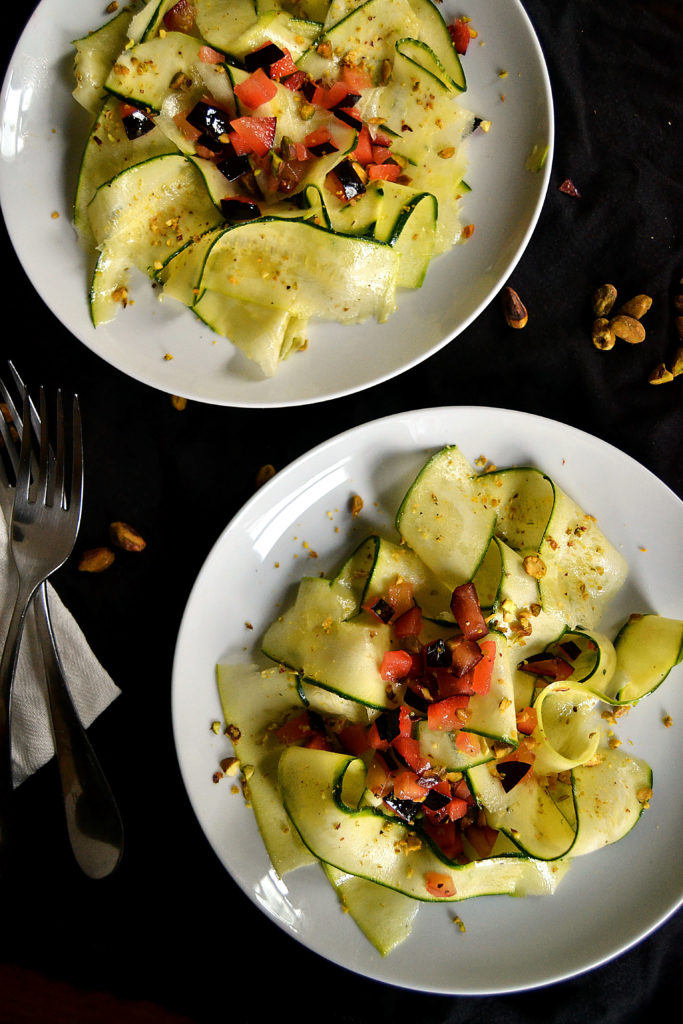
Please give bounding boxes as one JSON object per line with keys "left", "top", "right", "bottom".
{"left": 541, "top": 617, "right": 683, "bottom": 705}
{"left": 278, "top": 746, "right": 563, "bottom": 901}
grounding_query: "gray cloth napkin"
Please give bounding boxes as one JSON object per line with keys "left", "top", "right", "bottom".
{"left": 0, "top": 513, "right": 121, "bottom": 787}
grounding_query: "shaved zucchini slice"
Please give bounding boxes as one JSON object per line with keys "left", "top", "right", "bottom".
{"left": 570, "top": 748, "right": 652, "bottom": 856}
{"left": 72, "top": 3, "right": 141, "bottom": 114}
{"left": 467, "top": 760, "right": 577, "bottom": 861}
{"left": 261, "top": 576, "right": 395, "bottom": 708}
{"left": 225, "top": 9, "right": 322, "bottom": 60}
{"left": 193, "top": 289, "right": 308, "bottom": 377}
{"left": 298, "top": 0, "right": 421, "bottom": 83}
{"left": 216, "top": 663, "right": 316, "bottom": 876}
{"left": 323, "top": 864, "right": 419, "bottom": 956}
{"left": 395, "top": 445, "right": 497, "bottom": 588}
{"left": 87, "top": 153, "right": 223, "bottom": 325}
{"left": 198, "top": 218, "right": 399, "bottom": 324}
{"left": 608, "top": 613, "right": 683, "bottom": 704}
{"left": 359, "top": 535, "right": 453, "bottom": 622}
{"left": 193, "top": 0, "right": 259, "bottom": 50}
{"left": 476, "top": 465, "right": 629, "bottom": 630}
{"left": 104, "top": 32, "right": 212, "bottom": 112}
{"left": 74, "top": 96, "right": 179, "bottom": 239}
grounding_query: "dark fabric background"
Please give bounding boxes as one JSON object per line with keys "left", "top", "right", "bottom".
{"left": 0, "top": 1, "right": 681, "bottom": 1021}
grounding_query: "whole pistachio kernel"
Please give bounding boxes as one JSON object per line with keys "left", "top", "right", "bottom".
{"left": 648, "top": 363, "right": 674, "bottom": 385}
{"left": 610, "top": 314, "right": 646, "bottom": 344}
{"left": 591, "top": 283, "right": 618, "bottom": 318}
{"left": 501, "top": 286, "right": 528, "bottom": 329}
{"left": 617, "top": 294, "right": 653, "bottom": 320}
{"left": 592, "top": 318, "right": 615, "bottom": 350}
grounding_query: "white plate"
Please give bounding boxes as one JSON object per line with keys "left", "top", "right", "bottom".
{"left": 0, "top": 0, "right": 552, "bottom": 407}
{"left": 172, "top": 407, "right": 683, "bottom": 994}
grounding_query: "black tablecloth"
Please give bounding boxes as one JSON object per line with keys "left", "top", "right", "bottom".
{"left": 1, "top": 1, "right": 681, "bottom": 1021}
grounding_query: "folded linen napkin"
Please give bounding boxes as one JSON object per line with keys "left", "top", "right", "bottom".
{"left": 0, "top": 512, "right": 121, "bottom": 787}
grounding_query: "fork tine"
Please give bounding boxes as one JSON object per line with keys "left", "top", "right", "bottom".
{"left": 0, "top": 369, "right": 44, "bottom": 487}
{"left": 70, "top": 395, "right": 84, "bottom": 518}
{"left": 0, "top": 376, "right": 20, "bottom": 478}
{"left": 51, "top": 390, "right": 65, "bottom": 510}
{"left": 38, "top": 387, "right": 51, "bottom": 507}
{"left": 15, "top": 393, "right": 33, "bottom": 505}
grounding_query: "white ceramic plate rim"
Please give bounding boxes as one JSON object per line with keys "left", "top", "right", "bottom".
{"left": 172, "top": 406, "right": 683, "bottom": 995}
{"left": 0, "top": 0, "right": 553, "bottom": 407}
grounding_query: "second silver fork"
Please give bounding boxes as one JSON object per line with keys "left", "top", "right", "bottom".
{"left": 0, "top": 374, "right": 123, "bottom": 877}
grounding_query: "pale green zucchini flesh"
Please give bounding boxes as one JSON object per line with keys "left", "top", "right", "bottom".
{"left": 278, "top": 746, "right": 555, "bottom": 902}
{"left": 395, "top": 445, "right": 497, "bottom": 588}
{"left": 216, "top": 662, "right": 316, "bottom": 876}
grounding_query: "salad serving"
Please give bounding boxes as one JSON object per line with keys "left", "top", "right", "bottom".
{"left": 216, "top": 443, "right": 682, "bottom": 956}
{"left": 72, "top": 0, "right": 480, "bottom": 378}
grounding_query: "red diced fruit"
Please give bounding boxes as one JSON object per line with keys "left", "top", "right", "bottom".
{"left": 454, "top": 731, "right": 479, "bottom": 754}
{"left": 449, "top": 17, "right": 471, "bottom": 55}
{"left": 392, "top": 735, "right": 431, "bottom": 774}
{"left": 230, "top": 115, "right": 277, "bottom": 156}
{"left": 387, "top": 578, "right": 414, "bottom": 618}
{"left": 470, "top": 639, "right": 496, "bottom": 694}
{"left": 164, "top": 0, "right": 196, "bottom": 33}
{"left": 341, "top": 65, "right": 372, "bottom": 91}
{"left": 425, "top": 871, "right": 457, "bottom": 898}
{"left": 465, "top": 824, "right": 498, "bottom": 858}
{"left": 450, "top": 582, "right": 488, "bottom": 640}
{"left": 275, "top": 711, "right": 320, "bottom": 746}
{"left": 338, "top": 722, "right": 370, "bottom": 756}
{"left": 426, "top": 694, "right": 470, "bottom": 732}
{"left": 449, "top": 637, "right": 483, "bottom": 677}
{"left": 274, "top": 158, "right": 308, "bottom": 194}
{"left": 198, "top": 45, "right": 224, "bottom": 64}
{"left": 453, "top": 777, "right": 474, "bottom": 804}
{"left": 380, "top": 649, "right": 414, "bottom": 682}
{"left": 515, "top": 706, "right": 538, "bottom": 735}
{"left": 434, "top": 670, "right": 474, "bottom": 698}
{"left": 518, "top": 654, "right": 573, "bottom": 680}
{"left": 367, "top": 163, "right": 401, "bottom": 181}
{"left": 323, "top": 81, "right": 352, "bottom": 108}
{"left": 392, "top": 605, "right": 422, "bottom": 639}
{"left": 366, "top": 753, "right": 393, "bottom": 796}
{"left": 304, "top": 731, "right": 332, "bottom": 750}
{"left": 281, "top": 70, "right": 308, "bottom": 92}
{"left": 269, "top": 49, "right": 298, "bottom": 79}
{"left": 234, "top": 68, "right": 278, "bottom": 109}
{"left": 367, "top": 720, "right": 389, "bottom": 750}
{"left": 393, "top": 769, "right": 426, "bottom": 801}
{"left": 173, "top": 109, "right": 201, "bottom": 142}
{"left": 227, "top": 130, "right": 252, "bottom": 156}
{"left": 370, "top": 146, "right": 393, "bottom": 164}
{"left": 370, "top": 127, "right": 393, "bottom": 147}
{"left": 444, "top": 796, "right": 469, "bottom": 821}
{"left": 304, "top": 126, "right": 335, "bottom": 149}
{"left": 422, "top": 819, "right": 464, "bottom": 860}
{"left": 397, "top": 704, "right": 414, "bottom": 737}
{"left": 308, "top": 83, "right": 329, "bottom": 106}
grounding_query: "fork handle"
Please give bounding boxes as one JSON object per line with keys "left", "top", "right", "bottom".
{"left": 33, "top": 584, "right": 124, "bottom": 879}
{"left": 0, "top": 576, "right": 36, "bottom": 858}
{"left": 0, "top": 577, "right": 36, "bottom": 790}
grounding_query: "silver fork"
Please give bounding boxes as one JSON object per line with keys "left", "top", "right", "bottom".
{"left": 0, "top": 372, "right": 123, "bottom": 877}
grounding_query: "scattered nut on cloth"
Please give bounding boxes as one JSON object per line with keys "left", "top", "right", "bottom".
{"left": 0, "top": 512, "right": 121, "bottom": 787}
